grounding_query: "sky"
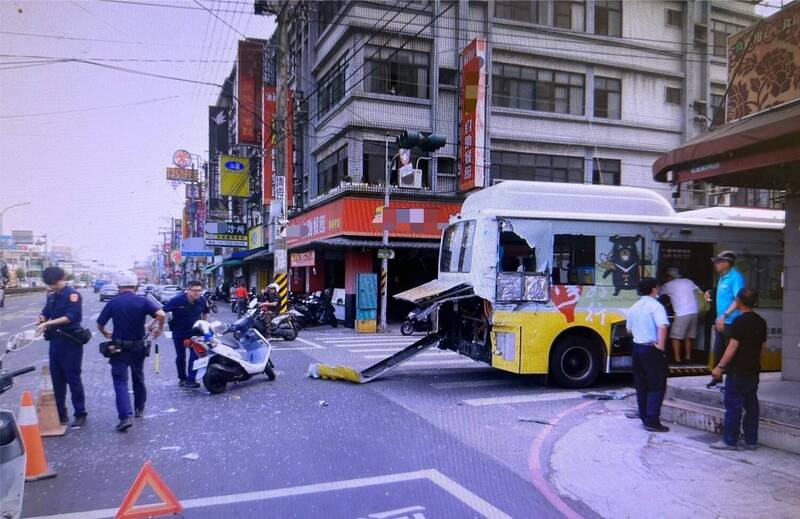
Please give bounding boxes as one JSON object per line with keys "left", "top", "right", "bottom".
{"left": 0, "top": 0, "right": 276, "bottom": 269}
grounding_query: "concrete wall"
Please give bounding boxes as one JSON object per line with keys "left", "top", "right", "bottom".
{"left": 783, "top": 195, "right": 800, "bottom": 382}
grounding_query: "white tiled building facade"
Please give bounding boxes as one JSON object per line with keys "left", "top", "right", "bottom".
{"left": 284, "top": 0, "right": 765, "bottom": 210}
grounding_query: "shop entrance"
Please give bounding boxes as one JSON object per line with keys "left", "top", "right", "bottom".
{"left": 386, "top": 248, "right": 439, "bottom": 322}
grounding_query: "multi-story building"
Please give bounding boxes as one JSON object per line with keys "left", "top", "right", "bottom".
{"left": 261, "top": 0, "right": 767, "bottom": 325}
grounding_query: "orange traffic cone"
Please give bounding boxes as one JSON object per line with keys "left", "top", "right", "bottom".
{"left": 19, "top": 391, "right": 57, "bottom": 482}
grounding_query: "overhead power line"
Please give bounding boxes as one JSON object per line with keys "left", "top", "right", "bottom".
{"left": 0, "top": 94, "right": 189, "bottom": 119}
{"left": 193, "top": 0, "right": 246, "bottom": 38}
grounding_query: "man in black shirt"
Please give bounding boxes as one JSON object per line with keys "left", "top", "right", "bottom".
{"left": 709, "top": 287, "right": 766, "bottom": 451}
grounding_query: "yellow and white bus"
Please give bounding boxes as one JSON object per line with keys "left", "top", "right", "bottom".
{"left": 395, "top": 181, "right": 784, "bottom": 388}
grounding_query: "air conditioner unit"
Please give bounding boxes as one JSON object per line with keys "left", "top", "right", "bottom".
{"left": 399, "top": 168, "right": 423, "bottom": 188}
{"left": 694, "top": 23, "right": 708, "bottom": 43}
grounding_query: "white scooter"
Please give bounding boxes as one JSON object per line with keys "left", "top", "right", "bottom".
{"left": 1, "top": 332, "right": 37, "bottom": 519}
{"left": 189, "top": 319, "right": 275, "bottom": 395}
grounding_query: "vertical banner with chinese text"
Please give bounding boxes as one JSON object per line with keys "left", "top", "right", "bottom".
{"left": 459, "top": 37, "right": 486, "bottom": 192}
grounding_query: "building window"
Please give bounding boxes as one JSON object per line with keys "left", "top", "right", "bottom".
{"left": 364, "top": 46, "right": 429, "bottom": 99}
{"left": 317, "top": 55, "right": 347, "bottom": 118}
{"left": 317, "top": 145, "right": 348, "bottom": 195}
{"left": 552, "top": 235, "right": 596, "bottom": 285}
{"left": 362, "top": 140, "right": 391, "bottom": 186}
{"left": 493, "top": 63, "right": 584, "bottom": 115}
{"left": 595, "top": 0, "right": 622, "bottom": 37}
{"left": 317, "top": 1, "right": 343, "bottom": 33}
{"left": 493, "top": 151, "right": 584, "bottom": 183}
{"left": 665, "top": 8, "right": 682, "bottom": 28}
{"left": 710, "top": 93, "right": 725, "bottom": 125}
{"left": 592, "top": 158, "right": 620, "bottom": 185}
{"left": 439, "top": 67, "right": 458, "bottom": 88}
{"left": 665, "top": 86, "right": 682, "bottom": 105}
{"left": 711, "top": 20, "right": 744, "bottom": 58}
{"left": 495, "top": 1, "right": 546, "bottom": 24}
{"left": 594, "top": 76, "right": 621, "bottom": 119}
{"left": 554, "top": 1, "right": 586, "bottom": 31}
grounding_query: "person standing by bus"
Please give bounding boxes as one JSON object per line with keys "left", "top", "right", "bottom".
{"left": 660, "top": 267, "right": 701, "bottom": 364}
{"left": 626, "top": 277, "right": 670, "bottom": 432}
{"left": 705, "top": 251, "right": 745, "bottom": 365}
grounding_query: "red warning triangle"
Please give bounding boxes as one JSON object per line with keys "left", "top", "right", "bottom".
{"left": 115, "top": 461, "right": 183, "bottom": 519}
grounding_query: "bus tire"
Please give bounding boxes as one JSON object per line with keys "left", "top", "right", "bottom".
{"left": 550, "top": 335, "right": 601, "bottom": 389}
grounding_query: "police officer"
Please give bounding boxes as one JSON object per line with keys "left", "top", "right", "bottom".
{"left": 259, "top": 283, "right": 280, "bottom": 311}
{"left": 96, "top": 273, "right": 165, "bottom": 432}
{"left": 35, "top": 266, "right": 87, "bottom": 428}
{"left": 163, "top": 280, "right": 207, "bottom": 389}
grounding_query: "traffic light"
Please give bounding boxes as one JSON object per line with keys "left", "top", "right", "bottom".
{"left": 396, "top": 131, "right": 447, "bottom": 152}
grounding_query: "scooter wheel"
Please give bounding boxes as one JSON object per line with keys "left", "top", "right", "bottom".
{"left": 203, "top": 369, "right": 227, "bottom": 394}
{"left": 264, "top": 364, "right": 276, "bottom": 381}
{"left": 211, "top": 304, "right": 218, "bottom": 313}
{"left": 400, "top": 321, "right": 415, "bottom": 336}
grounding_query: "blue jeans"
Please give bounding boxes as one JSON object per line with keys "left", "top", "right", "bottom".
{"left": 173, "top": 335, "right": 198, "bottom": 382}
{"left": 723, "top": 373, "right": 759, "bottom": 446}
{"left": 632, "top": 342, "right": 668, "bottom": 427}
{"left": 49, "top": 340, "right": 86, "bottom": 420}
{"left": 110, "top": 348, "right": 147, "bottom": 420}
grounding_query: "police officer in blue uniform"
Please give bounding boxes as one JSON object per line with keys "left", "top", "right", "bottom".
{"left": 36, "top": 266, "right": 87, "bottom": 428}
{"left": 97, "top": 273, "right": 165, "bottom": 432}
{"left": 163, "top": 280, "right": 207, "bottom": 389}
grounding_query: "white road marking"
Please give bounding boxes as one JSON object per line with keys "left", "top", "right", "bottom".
{"left": 399, "top": 359, "right": 478, "bottom": 368}
{"left": 272, "top": 345, "right": 322, "bottom": 351}
{"left": 462, "top": 391, "right": 583, "bottom": 407}
{"left": 0, "top": 332, "right": 6, "bottom": 337}
{"left": 334, "top": 341, "right": 415, "bottom": 348}
{"left": 322, "top": 337, "right": 414, "bottom": 344}
{"left": 363, "top": 351, "right": 460, "bottom": 360}
{"left": 26, "top": 468, "right": 511, "bottom": 519}
{"left": 294, "top": 337, "right": 325, "bottom": 349}
{"left": 430, "top": 379, "right": 520, "bottom": 390}
{"left": 347, "top": 348, "right": 404, "bottom": 353}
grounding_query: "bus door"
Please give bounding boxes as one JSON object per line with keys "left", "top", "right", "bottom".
{"left": 657, "top": 241, "right": 715, "bottom": 364}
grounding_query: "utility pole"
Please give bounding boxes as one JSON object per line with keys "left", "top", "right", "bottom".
{"left": 380, "top": 134, "right": 390, "bottom": 332}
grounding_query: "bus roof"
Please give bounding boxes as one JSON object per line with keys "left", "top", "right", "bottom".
{"left": 458, "top": 181, "right": 784, "bottom": 229}
{"left": 461, "top": 181, "right": 675, "bottom": 219}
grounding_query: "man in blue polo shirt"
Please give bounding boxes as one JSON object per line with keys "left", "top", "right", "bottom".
{"left": 163, "top": 280, "right": 207, "bottom": 389}
{"left": 97, "top": 273, "right": 165, "bottom": 432}
{"left": 705, "top": 251, "right": 745, "bottom": 365}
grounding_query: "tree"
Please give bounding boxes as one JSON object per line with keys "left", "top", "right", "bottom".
{"left": 15, "top": 268, "right": 25, "bottom": 280}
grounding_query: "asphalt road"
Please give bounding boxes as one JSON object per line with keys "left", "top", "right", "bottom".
{"left": 0, "top": 290, "right": 624, "bottom": 518}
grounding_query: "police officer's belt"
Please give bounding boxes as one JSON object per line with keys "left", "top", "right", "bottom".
{"left": 116, "top": 340, "right": 146, "bottom": 350}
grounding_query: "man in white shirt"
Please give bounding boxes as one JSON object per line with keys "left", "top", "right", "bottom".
{"left": 626, "top": 277, "right": 670, "bottom": 432}
{"left": 660, "top": 267, "right": 701, "bottom": 364}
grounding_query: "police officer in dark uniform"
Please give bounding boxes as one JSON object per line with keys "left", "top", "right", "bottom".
{"left": 97, "top": 273, "right": 165, "bottom": 432}
{"left": 163, "top": 280, "right": 207, "bottom": 389}
{"left": 36, "top": 266, "right": 87, "bottom": 428}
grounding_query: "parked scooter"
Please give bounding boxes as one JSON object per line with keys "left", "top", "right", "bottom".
{"left": 202, "top": 290, "right": 218, "bottom": 313}
{"left": 1, "top": 332, "right": 37, "bottom": 519}
{"left": 290, "top": 290, "right": 337, "bottom": 328}
{"left": 400, "top": 306, "right": 433, "bottom": 336}
{"left": 189, "top": 319, "right": 275, "bottom": 394}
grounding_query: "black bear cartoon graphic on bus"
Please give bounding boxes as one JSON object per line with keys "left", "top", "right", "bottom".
{"left": 603, "top": 235, "right": 644, "bottom": 296}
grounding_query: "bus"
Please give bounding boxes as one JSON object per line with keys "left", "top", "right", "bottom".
{"left": 393, "top": 181, "right": 784, "bottom": 388}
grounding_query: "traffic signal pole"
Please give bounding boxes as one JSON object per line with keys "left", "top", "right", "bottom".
{"left": 380, "top": 134, "right": 390, "bottom": 333}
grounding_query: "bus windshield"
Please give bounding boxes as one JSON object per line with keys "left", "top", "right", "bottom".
{"left": 440, "top": 220, "right": 476, "bottom": 273}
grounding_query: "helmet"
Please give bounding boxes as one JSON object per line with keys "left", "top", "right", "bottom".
{"left": 116, "top": 272, "right": 138, "bottom": 287}
{"left": 267, "top": 283, "right": 279, "bottom": 291}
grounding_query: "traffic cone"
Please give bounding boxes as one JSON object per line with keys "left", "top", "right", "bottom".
{"left": 37, "top": 365, "right": 67, "bottom": 437}
{"left": 19, "top": 391, "right": 57, "bottom": 482}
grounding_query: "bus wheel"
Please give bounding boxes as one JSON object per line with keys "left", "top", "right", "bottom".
{"left": 551, "top": 336, "right": 600, "bottom": 388}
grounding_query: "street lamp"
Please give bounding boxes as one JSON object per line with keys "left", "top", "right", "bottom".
{"left": 0, "top": 202, "right": 32, "bottom": 258}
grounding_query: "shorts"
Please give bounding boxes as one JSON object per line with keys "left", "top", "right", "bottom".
{"left": 670, "top": 313, "right": 698, "bottom": 340}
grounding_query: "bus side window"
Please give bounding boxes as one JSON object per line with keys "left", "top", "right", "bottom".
{"left": 552, "top": 235, "right": 596, "bottom": 285}
{"left": 499, "top": 230, "right": 537, "bottom": 273}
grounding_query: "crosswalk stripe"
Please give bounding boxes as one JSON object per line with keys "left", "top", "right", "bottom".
{"left": 398, "top": 359, "right": 477, "bottom": 368}
{"left": 430, "top": 379, "right": 520, "bottom": 390}
{"left": 335, "top": 342, "right": 414, "bottom": 348}
{"left": 324, "top": 338, "right": 414, "bottom": 344}
{"left": 363, "top": 351, "right": 459, "bottom": 360}
{"left": 348, "top": 348, "right": 403, "bottom": 353}
{"left": 295, "top": 337, "right": 325, "bottom": 349}
{"left": 462, "top": 391, "right": 583, "bottom": 407}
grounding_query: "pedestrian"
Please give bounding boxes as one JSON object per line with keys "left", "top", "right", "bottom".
{"left": 35, "top": 266, "right": 87, "bottom": 428}
{"left": 705, "top": 251, "right": 745, "bottom": 366}
{"left": 96, "top": 273, "right": 165, "bottom": 432}
{"left": 709, "top": 288, "right": 765, "bottom": 451}
{"left": 660, "top": 267, "right": 702, "bottom": 364}
{"left": 625, "top": 277, "right": 670, "bottom": 432}
{"left": 234, "top": 282, "right": 248, "bottom": 315}
{"left": 162, "top": 280, "right": 207, "bottom": 389}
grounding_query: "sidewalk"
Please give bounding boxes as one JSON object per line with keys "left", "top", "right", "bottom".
{"left": 549, "top": 398, "right": 800, "bottom": 519}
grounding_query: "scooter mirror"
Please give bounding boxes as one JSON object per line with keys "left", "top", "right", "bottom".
{"left": 7, "top": 330, "right": 36, "bottom": 352}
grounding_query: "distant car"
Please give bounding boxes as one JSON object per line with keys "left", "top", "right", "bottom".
{"left": 135, "top": 286, "right": 147, "bottom": 296}
{"left": 93, "top": 280, "right": 109, "bottom": 293}
{"left": 159, "top": 285, "right": 182, "bottom": 304}
{"left": 99, "top": 283, "right": 119, "bottom": 301}
{"left": 18, "top": 282, "right": 30, "bottom": 289}
{"left": 74, "top": 281, "right": 87, "bottom": 288}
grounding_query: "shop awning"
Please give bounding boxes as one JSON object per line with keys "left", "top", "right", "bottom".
{"left": 292, "top": 237, "right": 440, "bottom": 251}
{"left": 229, "top": 247, "right": 265, "bottom": 260}
{"left": 221, "top": 259, "right": 244, "bottom": 268}
{"left": 203, "top": 264, "right": 223, "bottom": 274}
{"left": 244, "top": 249, "right": 273, "bottom": 262}
{"left": 652, "top": 100, "right": 800, "bottom": 188}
